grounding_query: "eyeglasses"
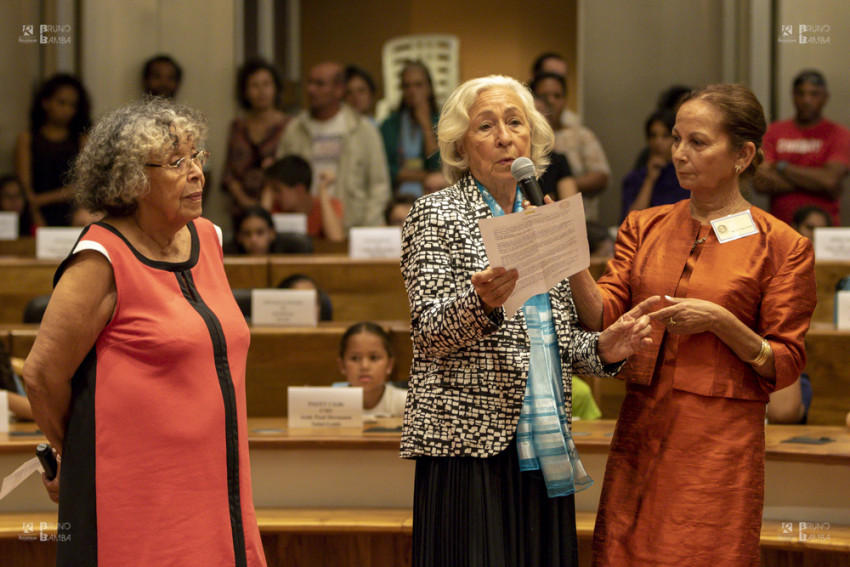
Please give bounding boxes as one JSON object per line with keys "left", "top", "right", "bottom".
{"left": 145, "top": 150, "right": 209, "bottom": 174}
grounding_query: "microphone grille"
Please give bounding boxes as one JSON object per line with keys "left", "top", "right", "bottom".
{"left": 510, "top": 157, "right": 536, "bottom": 181}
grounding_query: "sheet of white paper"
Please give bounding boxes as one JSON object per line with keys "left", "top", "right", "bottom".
{"left": 36, "top": 227, "right": 83, "bottom": 260}
{"left": 0, "top": 391, "right": 8, "bottom": 433}
{"left": 837, "top": 291, "right": 850, "bottom": 330}
{"left": 251, "top": 289, "right": 318, "bottom": 326}
{"left": 288, "top": 386, "right": 364, "bottom": 429}
{"left": 0, "top": 212, "right": 18, "bottom": 240}
{"left": 814, "top": 227, "right": 850, "bottom": 260}
{"left": 0, "top": 457, "right": 42, "bottom": 502}
{"left": 349, "top": 227, "right": 402, "bottom": 259}
{"left": 272, "top": 213, "right": 308, "bottom": 235}
{"left": 478, "top": 193, "right": 589, "bottom": 316}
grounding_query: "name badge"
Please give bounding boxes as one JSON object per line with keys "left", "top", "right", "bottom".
{"left": 710, "top": 210, "right": 758, "bottom": 244}
{"left": 288, "top": 386, "right": 363, "bottom": 432}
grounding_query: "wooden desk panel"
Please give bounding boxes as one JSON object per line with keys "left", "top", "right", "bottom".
{"left": 805, "top": 326, "right": 850, "bottom": 425}
{"left": 0, "top": 237, "right": 35, "bottom": 257}
{"left": 0, "top": 260, "right": 56, "bottom": 324}
{"left": 269, "top": 256, "right": 409, "bottom": 322}
{"left": 223, "top": 257, "right": 270, "bottom": 289}
{"left": 813, "top": 261, "right": 850, "bottom": 325}
{"left": 246, "top": 324, "right": 412, "bottom": 417}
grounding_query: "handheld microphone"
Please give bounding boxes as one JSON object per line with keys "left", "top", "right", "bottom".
{"left": 510, "top": 157, "right": 545, "bottom": 206}
{"left": 36, "top": 443, "right": 58, "bottom": 481}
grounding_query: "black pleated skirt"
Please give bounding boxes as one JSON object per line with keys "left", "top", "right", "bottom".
{"left": 412, "top": 441, "right": 578, "bottom": 567}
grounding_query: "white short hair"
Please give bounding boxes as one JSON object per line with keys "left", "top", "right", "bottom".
{"left": 437, "top": 75, "right": 554, "bottom": 184}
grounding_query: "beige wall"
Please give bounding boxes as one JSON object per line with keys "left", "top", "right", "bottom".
{"left": 581, "top": 0, "right": 725, "bottom": 227}
{"left": 300, "top": 0, "right": 579, "bottom": 112}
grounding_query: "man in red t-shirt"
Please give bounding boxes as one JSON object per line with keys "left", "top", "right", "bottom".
{"left": 755, "top": 70, "right": 850, "bottom": 225}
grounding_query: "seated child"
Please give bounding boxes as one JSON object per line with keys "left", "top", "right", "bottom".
{"left": 261, "top": 155, "right": 345, "bottom": 242}
{"left": 384, "top": 194, "right": 416, "bottom": 227}
{"left": 0, "top": 175, "right": 32, "bottom": 236}
{"left": 224, "top": 206, "right": 313, "bottom": 255}
{"left": 337, "top": 322, "right": 406, "bottom": 418}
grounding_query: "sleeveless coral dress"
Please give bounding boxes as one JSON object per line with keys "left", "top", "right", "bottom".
{"left": 55, "top": 218, "right": 266, "bottom": 567}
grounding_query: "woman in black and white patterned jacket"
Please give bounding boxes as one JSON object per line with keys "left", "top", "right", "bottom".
{"left": 400, "top": 75, "right": 658, "bottom": 567}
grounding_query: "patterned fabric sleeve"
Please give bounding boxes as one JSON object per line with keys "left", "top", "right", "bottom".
{"left": 401, "top": 189, "right": 502, "bottom": 358}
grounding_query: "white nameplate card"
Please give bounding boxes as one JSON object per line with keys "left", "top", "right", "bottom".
{"left": 0, "top": 212, "right": 18, "bottom": 240}
{"left": 272, "top": 213, "right": 308, "bottom": 235}
{"left": 251, "top": 289, "right": 317, "bottom": 326}
{"left": 837, "top": 291, "right": 850, "bottom": 331}
{"left": 0, "top": 391, "right": 8, "bottom": 433}
{"left": 288, "top": 386, "right": 363, "bottom": 430}
{"left": 710, "top": 210, "right": 758, "bottom": 244}
{"left": 814, "top": 228, "right": 850, "bottom": 261}
{"left": 349, "top": 227, "right": 402, "bottom": 259}
{"left": 36, "top": 227, "right": 83, "bottom": 260}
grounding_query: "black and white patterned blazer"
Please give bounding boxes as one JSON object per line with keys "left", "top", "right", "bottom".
{"left": 400, "top": 172, "right": 618, "bottom": 459}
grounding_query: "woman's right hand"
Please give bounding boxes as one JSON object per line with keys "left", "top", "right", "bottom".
{"left": 472, "top": 267, "right": 519, "bottom": 313}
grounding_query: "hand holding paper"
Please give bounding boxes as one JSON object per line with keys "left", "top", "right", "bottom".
{"left": 477, "top": 193, "right": 589, "bottom": 315}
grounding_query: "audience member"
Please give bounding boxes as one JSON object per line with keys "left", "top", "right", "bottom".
{"left": 571, "top": 376, "right": 601, "bottom": 420}
{"left": 278, "top": 273, "right": 332, "bottom": 321}
{"left": 586, "top": 220, "right": 614, "bottom": 258}
{"left": 384, "top": 194, "right": 416, "bottom": 227}
{"left": 224, "top": 206, "right": 313, "bottom": 255}
{"left": 15, "top": 73, "right": 91, "bottom": 227}
{"left": 69, "top": 203, "right": 105, "bottom": 227}
{"left": 621, "top": 109, "right": 688, "bottom": 219}
{"left": 0, "top": 175, "right": 32, "bottom": 236}
{"left": 142, "top": 54, "right": 182, "bottom": 98}
{"left": 756, "top": 69, "right": 850, "bottom": 225}
{"left": 530, "top": 72, "right": 611, "bottom": 220}
{"left": 791, "top": 204, "right": 832, "bottom": 241}
{"left": 531, "top": 92, "right": 576, "bottom": 200}
{"left": 261, "top": 155, "right": 344, "bottom": 241}
{"left": 632, "top": 84, "right": 693, "bottom": 170}
{"left": 380, "top": 61, "right": 447, "bottom": 197}
{"left": 531, "top": 52, "right": 581, "bottom": 128}
{"left": 337, "top": 322, "right": 405, "bottom": 418}
{"left": 344, "top": 65, "right": 378, "bottom": 120}
{"left": 277, "top": 61, "right": 390, "bottom": 228}
{"left": 222, "top": 58, "right": 290, "bottom": 217}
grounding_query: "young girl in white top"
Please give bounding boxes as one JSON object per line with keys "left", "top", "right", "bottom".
{"left": 337, "top": 322, "right": 406, "bottom": 418}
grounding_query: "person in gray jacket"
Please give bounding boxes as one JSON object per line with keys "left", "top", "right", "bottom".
{"left": 277, "top": 61, "right": 390, "bottom": 229}
{"left": 401, "top": 74, "right": 658, "bottom": 567}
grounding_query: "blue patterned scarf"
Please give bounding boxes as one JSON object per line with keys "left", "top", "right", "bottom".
{"left": 476, "top": 180, "right": 593, "bottom": 498}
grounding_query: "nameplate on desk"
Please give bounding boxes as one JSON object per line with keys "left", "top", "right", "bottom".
{"left": 0, "top": 212, "right": 18, "bottom": 240}
{"left": 837, "top": 291, "right": 850, "bottom": 330}
{"left": 349, "top": 227, "right": 402, "bottom": 259}
{"left": 35, "top": 227, "right": 83, "bottom": 260}
{"left": 272, "top": 213, "right": 308, "bottom": 235}
{"left": 288, "top": 386, "right": 363, "bottom": 430}
{"left": 814, "top": 227, "right": 850, "bottom": 260}
{"left": 0, "top": 391, "right": 8, "bottom": 433}
{"left": 251, "top": 289, "right": 317, "bottom": 326}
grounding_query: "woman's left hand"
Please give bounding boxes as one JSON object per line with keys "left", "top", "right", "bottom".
{"left": 597, "top": 296, "right": 660, "bottom": 364}
{"left": 649, "top": 295, "right": 724, "bottom": 335}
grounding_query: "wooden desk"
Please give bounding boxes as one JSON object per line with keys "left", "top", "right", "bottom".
{"left": 223, "top": 257, "right": 270, "bottom": 289}
{"left": 0, "top": 259, "right": 56, "bottom": 324}
{"left": 805, "top": 324, "right": 850, "bottom": 425}
{"left": 1, "top": 420, "right": 848, "bottom": 566}
{"left": 246, "top": 323, "right": 412, "bottom": 417}
{"left": 269, "top": 256, "right": 409, "bottom": 321}
{"left": 0, "top": 237, "right": 35, "bottom": 257}
{"left": 814, "top": 261, "right": 850, "bottom": 325}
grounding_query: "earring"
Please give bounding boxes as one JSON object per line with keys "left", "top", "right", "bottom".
{"left": 734, "top": 165, "right": 742, "bottom": 174}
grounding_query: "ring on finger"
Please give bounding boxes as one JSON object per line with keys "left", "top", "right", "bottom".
{"left": 667, "top": 317, "right": 677, "bottom": 326}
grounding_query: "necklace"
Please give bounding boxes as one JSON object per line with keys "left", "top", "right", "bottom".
{"left": 692, "top": 236, "right": 708, "bottom": 250}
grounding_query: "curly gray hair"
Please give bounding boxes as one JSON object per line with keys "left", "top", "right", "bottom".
{"left": 437, "top": 75, "right": 554, "bottom": 184}
{"left": 72, "top": 97, "right": 208, "bottom": 216}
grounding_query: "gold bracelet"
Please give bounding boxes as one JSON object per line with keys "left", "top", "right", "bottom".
{"left": 748, "top": 338, "right": 771, "bottom": 367}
